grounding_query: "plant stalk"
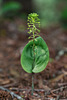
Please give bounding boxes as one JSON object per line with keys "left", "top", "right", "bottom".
{"left": 31, "top": 30, "right": 35, "bottom": 96}
{"left": 31, "top": 73, "right": 34, "bottom": 95}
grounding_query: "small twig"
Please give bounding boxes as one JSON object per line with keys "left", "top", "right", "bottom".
{"left": 58, "top": 83, "right": 67, "bottom": 86}
{"left": 34, "top": 89, "right": 47, "bottom": 92}
{"left": 3, "top": 82, "right": 18, "bottom": 88}
{"left": 51, "top": 85, "right": 67, "bottom": 93}
{"left": 10, "top": 88, "right": 29, "bottom": 92}
{"left": 0, "top": 86, "right": 24, "bottom": 100}
{"left": 10, "top": 88, "right": 46, "bottom": 92}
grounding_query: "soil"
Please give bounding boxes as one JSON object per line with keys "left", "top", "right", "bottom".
{"left": 0, "top": 20, "right": 67, "bottom": 100}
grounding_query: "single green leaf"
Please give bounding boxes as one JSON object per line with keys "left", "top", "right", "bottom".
{"left": 21, "top": 37, "right": 49, "bottom": 73}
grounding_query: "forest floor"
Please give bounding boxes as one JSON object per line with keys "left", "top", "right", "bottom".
{"left": 0, "top": 20, "right": 67, "bottom": 100}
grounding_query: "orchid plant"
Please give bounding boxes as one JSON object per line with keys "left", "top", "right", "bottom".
{"left": 21, "top": 13, "right": 49, "bottom": 95}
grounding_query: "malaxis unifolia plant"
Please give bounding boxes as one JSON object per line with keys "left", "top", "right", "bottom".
{"left": 21, "top": 13, "right": 49, "bottom": 95}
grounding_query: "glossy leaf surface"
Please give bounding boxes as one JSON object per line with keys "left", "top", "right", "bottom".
{"left": 21, "top": 37, "right": 49, "bottom": 73}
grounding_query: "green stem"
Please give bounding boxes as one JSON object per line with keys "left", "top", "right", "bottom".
{"left": 31, "top": 73, "right": 34, "bottom": 95}
{"left": 31, "top": 31, "right": 35, "bottom": 96}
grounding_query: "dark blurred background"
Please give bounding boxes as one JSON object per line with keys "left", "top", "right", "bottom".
{"left": 0, "top": 0, "right": 67, "bottom": 26}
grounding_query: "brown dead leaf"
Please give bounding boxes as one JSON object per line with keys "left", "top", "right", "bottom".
{"left": 10, "top": 68, "right": 20, "bottom": 78}
{"left": 0, "top": 79, "right": 10, "bottom": 85}
{"left": 49, "top": 72, "right": 67, "bottom": 82}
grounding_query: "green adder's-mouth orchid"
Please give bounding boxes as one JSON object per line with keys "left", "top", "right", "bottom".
{"left": 21, "top": 13, "right": 49, "bottom": 95}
